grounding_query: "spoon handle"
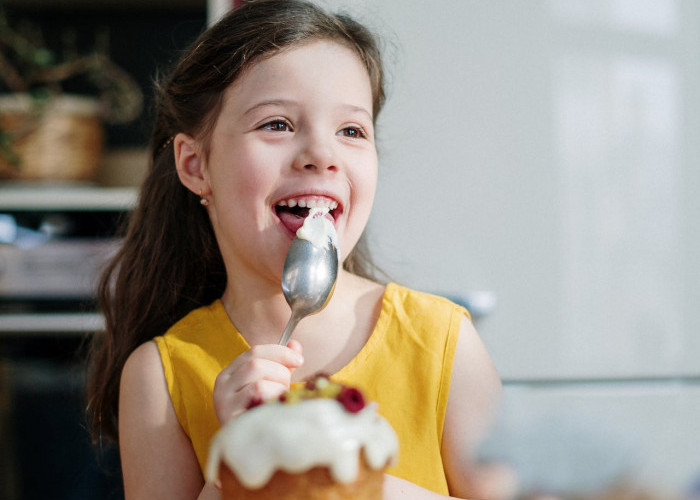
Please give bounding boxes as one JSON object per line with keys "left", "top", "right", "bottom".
{"left": 278, "top": 311, "right": 302, "bottom": 346}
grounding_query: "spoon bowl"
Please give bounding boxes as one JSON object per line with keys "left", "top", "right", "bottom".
{"left": 278, "top": 235, "right": 339, "bottom": 346}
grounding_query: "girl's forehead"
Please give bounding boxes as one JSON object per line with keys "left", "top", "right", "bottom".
{"left": 223, "top": 40, "right": 372, "bottom": 110}
{"left": 243, "top": 41, "right": 365, "bottom": 81}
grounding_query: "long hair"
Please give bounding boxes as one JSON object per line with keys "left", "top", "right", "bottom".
{"left": 86, "top": 0, "right": 386, "bottom": 443}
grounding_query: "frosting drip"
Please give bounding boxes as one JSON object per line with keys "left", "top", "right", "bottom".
{"left": 206, "top": 399, "right": 398, "bottom": 489}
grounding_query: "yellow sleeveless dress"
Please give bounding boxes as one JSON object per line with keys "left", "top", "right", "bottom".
{"left": 154, "top": 282, "right": 469, "bottom": 495}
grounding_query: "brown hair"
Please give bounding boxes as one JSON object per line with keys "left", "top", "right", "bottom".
{"left": 86, "top": 0, "right": 386, "bottom": 443}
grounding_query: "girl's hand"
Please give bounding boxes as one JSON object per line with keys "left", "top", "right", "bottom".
{"left": 213, "top": 339, "right": 303, "bottom": 425}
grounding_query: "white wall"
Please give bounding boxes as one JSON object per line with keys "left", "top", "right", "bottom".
{"left": 314, "top": 0, "right": 700, "bottom": 381}
{"left": 312, "top": 0, "right": 700, "bottom": 496}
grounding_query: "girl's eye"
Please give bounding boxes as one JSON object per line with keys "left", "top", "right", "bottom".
{"left": 339, "top": 126, "right": 366, "bottom": 139}
{"left": 261, "top": 120, "right": 291, "bottom": 132}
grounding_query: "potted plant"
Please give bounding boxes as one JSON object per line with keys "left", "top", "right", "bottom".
{"left": 0, "top": 10, "right": 143, "bottom": 182}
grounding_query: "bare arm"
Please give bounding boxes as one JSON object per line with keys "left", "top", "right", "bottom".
{"left": 384, "top": 474, "right": 464, "bottom": 499}
{"left": 441, "top": 316, "right": 517, "bottom": 500}
{"left": 119, "top": 341, "right": 218, "bottom": 500}
{"left": 119, "top": 339, "right": 303, "bottom": 499}
{"left": 382, "top": 316, "right": 510, "bottom": 500}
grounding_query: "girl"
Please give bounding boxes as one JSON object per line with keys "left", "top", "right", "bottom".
{"left": 87, "top": 1, "right": 504, "bottom": 498}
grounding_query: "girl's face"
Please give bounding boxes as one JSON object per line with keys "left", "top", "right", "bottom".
{"left": 188, "top": 40, "right": 378, "bottom": 286}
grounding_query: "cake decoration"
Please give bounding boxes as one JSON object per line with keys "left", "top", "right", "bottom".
{"left": 206, "top": 375, "right": 399, "bottom": 494}
{"left": 247, "top": 374, "right": 366, "bottom": 413}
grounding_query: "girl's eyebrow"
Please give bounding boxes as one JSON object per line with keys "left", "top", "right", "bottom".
{"left": 243, "top": 100, "right": 372, "bottom": 121}
{"left": 243, "top": 99, "right": 295, "bottom": 116}
{"left": 342, "top": 104, "right": 373, "bottom": 121}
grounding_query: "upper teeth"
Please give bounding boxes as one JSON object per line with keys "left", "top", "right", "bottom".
{"left": 278, "top": 198, "right": 338, "bottom": 210}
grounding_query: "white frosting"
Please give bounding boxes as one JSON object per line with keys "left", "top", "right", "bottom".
{"left": 295, "top": 207, "right": 338, "bottom": 252}
{"left": 206, "top": 399, "right": 398, "bottom": 489}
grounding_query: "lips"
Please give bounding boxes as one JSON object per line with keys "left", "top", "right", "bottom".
{"left": 274, "top": 195, "right": 340, "bottom": 235}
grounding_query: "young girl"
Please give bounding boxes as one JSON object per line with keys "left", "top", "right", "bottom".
{"left": 87, "top": 1, "right": 504, "bottom": 498}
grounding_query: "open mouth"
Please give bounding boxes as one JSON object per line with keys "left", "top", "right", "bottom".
{"left": 275, "top": 196, "right": 340, "bottom": 234}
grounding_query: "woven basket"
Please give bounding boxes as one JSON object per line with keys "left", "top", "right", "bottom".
{"left": 0, "top": 94, "right": 104, "bottom": 181}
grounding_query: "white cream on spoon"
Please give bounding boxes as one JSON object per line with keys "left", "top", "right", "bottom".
{"left": 295, "top": 206, "right": 339, "bottom": 254}
{"left": 277, "top": 207, "right": 340, "bottom": 346}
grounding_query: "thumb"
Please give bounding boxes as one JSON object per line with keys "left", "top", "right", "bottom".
{"left": 287, "top": 339, "right": 304, "bottom": 379}
{"left": 287, "top": 339, "right": 303, "bottom": 357}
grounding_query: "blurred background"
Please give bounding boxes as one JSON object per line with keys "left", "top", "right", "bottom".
{"left": 1, "top": 0, "right": 698, "bottom": 499}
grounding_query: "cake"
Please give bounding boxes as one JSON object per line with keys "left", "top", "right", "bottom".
{"left": 206, "top": 375, "right": 399, "bottom": 499}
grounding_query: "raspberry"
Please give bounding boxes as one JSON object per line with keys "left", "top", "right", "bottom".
{"left": 336, "top": 387, "right": 365, "bottom": 413}
{"left": 246, "top": 396, "right": 263, "bottom": 410}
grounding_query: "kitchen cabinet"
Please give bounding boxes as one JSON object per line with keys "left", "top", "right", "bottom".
{"left": 0, "top": 185, "right": 135, "bottom": 500}
{"left": 0, "top": 0, "right": 206, "bottom": 496}
{"left": 0, "top": 185, "right": 135, "bottom": 335}
{"left": 0, "top": 0, "right": 206, "bottom": 497}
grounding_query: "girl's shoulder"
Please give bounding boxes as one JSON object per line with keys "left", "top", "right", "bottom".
{"left": 123, "top": 339, "right": 162, "bottom": 375}
{"left": 120, "top": 340, "right": 168, "bottom": 408}
{"left": 382, "top": 282, "right": 471, "bottom": 321}
{"left": 160, "top": 300, "right": 225, "bottom": 340}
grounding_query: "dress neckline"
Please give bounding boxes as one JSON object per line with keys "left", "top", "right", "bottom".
{"left": 213, "top": 282, "right": 398, "bottom": 381}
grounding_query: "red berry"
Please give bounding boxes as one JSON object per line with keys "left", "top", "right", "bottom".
{"left": 336, "top": 387, "right": 365, "bottom": 413}
{"left": 246, "top": 396, "right": 263, "bottom": 410}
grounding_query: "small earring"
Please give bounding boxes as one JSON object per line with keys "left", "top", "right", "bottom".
{"left": 199, "top": 190, "right": 209, "bottom": 207}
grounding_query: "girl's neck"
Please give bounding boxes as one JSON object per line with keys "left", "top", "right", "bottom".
{"left": 220, "top": 275, "right": 288, "bottom": 344}
{"left": 220, "top": 270, "right": 381, "bottom": 347}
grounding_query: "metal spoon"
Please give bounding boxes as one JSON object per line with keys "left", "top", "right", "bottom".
{"left": 277, "top": 231, "right": 339, "bottom": 346}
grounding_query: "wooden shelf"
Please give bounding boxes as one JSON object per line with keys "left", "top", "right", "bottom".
{"left": 0, "top": 184, "right": 136, "bottom": 211}
{"left": 0, "top": 313, "right": 104, "bottom": 336}
{"left": 0, "top": 184, "right": 132, "bottom": 335}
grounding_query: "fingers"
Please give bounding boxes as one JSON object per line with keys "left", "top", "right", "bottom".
{"left": 234, "top": 379, "right": 287, "bottom": 408}
{"left": 241, "top": 344, "right": 304, "bottom": 371}
{"left": 224, "top": 356, "right": 296, "bottom": 388}
{"left": 286, "top": 339, "right": 304, "bottom": 379}
{"left": 287, "top": 339, "right": 303, "bottom": 357}
{"left": 219, "top": 344, "right": 303, "bottom": 383}
{"left": 213, "top": 343, "right": 304, "bottom": 425}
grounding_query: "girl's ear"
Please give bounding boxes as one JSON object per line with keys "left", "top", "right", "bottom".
{"left": 174, "top": 132, "right": 210, "bottom": 195}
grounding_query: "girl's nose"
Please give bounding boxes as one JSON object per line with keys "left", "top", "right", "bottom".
{"left": 292, "top": 131, "right": 338, "bottom": 173}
